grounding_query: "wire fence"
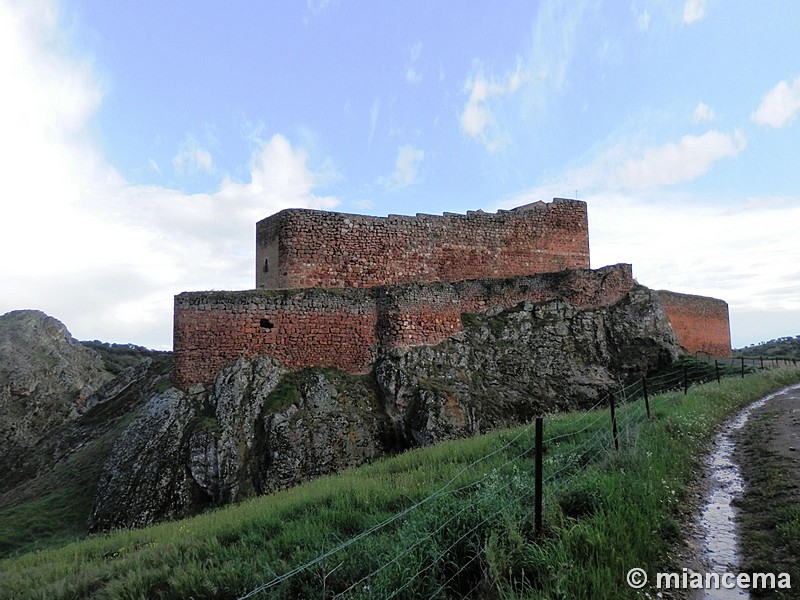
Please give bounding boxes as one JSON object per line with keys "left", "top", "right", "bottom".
{"left": 234, "top": 357, "right": 796, "bottom": 599}
{"left": 695, "top": 352, "right": 798, "bottom": 370}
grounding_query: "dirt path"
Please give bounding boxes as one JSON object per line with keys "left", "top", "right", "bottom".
{"left": 736, "top": 386, "right": 800, "bottom": 488}
{"left": 666, "top": 384, "right": 800, "bottom": 600}
{"left": 732, "top": 385, "right": 800, "bottom": 598}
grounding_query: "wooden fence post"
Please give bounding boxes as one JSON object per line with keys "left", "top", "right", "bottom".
{"left": 683, "top": 366, "right": 688, "bottom": 395}
{"left": 741, "top": 357, "right": 745, "bottom": 378}
{"left": 534, "top": 417, "right": 543, "bottom": 536}
{"left": 642, "top": 377, "right": 651, "bottom": 419}
{"left": 609, "top": 394, "right": 619, "bottom": 451}
{"left": 715, "top": 360, "right": 721, "bottom": 385}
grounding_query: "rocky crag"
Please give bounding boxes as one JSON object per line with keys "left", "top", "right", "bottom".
{"left": 0, "top": 310, "right": 113, "bottom": 491}
{"left": 0, "top": 286, "right": 680, "bottom": 535}
{"left": 88, "top": 284, "right": 679, "bottom": 530}
{"left": 0, "top": 310, "right": 172, "bottom": 556}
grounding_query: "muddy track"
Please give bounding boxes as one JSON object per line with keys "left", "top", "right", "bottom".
{"left": 672, "top": 384, "right": 800, "bottom": 600}
{"left": 733, "top": 385, "right": 800, "bottom": 599}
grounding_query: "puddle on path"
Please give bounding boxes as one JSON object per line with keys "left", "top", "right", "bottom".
{"left": 699, "top": 384, "right": 800, "bottom": 600}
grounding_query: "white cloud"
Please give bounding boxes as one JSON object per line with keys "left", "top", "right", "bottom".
{"left": 682, "top": 0, "right": 706, "bottom": 25}
{"left": 460, "top": 61, "right": 526, "bottom": 152}
{"left": 172, "top": 135, "right": 214, "bottom": 175}
{"left": 497, "top": 188, "right": 800, "bottom": 347}
{"left": 0, "top": 0, "right": 106, "bottom": 201}
{"left": 560, "top": 130, "right": 744, "bottom": 190}
{"left": 637, "top": 10, "right": 651, "bottom": 31}
{"left": 378, "top": 144, "right": 425, "bottom": 190}
{"left": 368, "top": 99, "right": 380, "bottom": 143}
{"left": 405, "top": 41, "right": 423, "bottom": 84}
{"left": 0, "top": 1, "right": 340, "bottom": 349}
{"left": 409, "top": 40, "right": 422, "bottom": 62}
{"left": 612, "top": 130, "right": 746, "bottom": 188}
{"left": 586, "top": 193, "right": 800, "bottom": 309}
{"left": 751, "top": 77, "right": 800, "bottom": 128}
{"left": 514, "top": 129, "right": 745, "bottom": 194}
{"left": 406, "top": 67, "right": 422, "bottom": 85}
{"left": 304, "top": 0, "right": 337, "bottom": 20}
{"left": 459, "top": 1, "right": 588, "bottom": 153}
{"left": 692, "top": 102, "right": 715, "bottom": 123}
{"left": 354, "top": 199, "right": 374, "bottom": 210}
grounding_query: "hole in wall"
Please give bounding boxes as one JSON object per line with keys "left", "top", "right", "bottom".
{"left": 259, "top": 318, "right": 274, "bottom": 329}
{"left": 263, "top": 258, "right": 269, "bottom": 273}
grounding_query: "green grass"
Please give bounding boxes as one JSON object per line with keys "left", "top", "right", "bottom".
{"left": 0, "top": 424, "right": 125, "bottom": 558}
{"left": 1, "top": 368, "right": 799, "bottom": 599}
{"left": 79, "top": 340, "right": 170, "bottom": 376}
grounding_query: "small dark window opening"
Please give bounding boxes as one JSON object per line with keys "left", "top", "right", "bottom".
{"left": 259, "top": 318, "right": 274, "bottom": 329}
{"left": 263, "top": 258, "right": 269, "bottom": 273}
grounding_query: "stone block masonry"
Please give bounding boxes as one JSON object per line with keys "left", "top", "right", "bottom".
{"left": 656, "top": 290, "right": 732, "bottom": 357}
{"left": 173, "top": 198, "right": 733, "bottom": 388}
{"left": 256, "top": 198, "right": 590, "bottom": 290}
{"left": 174, "top": 264, "right": 635, "bottom": 387}
{"left": 174, "top": 288, "right": 379, "bottom": 389}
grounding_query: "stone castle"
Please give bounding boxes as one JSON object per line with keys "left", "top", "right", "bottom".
{"left": 173, "top": 198, "right": 731, "bottom": 388}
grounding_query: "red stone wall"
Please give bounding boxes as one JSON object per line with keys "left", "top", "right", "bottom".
{"left": 256, "top": 199, "right": 590, "bottom": 290}
{"left": 656, "top": 291, "right": 731, "bottom": 357}
{"left": 174, "top": 289, "right": 378, "bottom": 388}
{"left": 174, "top": 264, "right": 635, "bottom": 387}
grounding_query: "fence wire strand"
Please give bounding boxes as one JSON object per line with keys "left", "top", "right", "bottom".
{"left": 236, "top": 357, "right": 790, "bottom": 599}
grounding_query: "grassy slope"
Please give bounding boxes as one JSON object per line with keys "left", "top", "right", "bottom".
{"left": 1, "top": 368, "right": 799, "bottom": 599}
{"left": 0, "top": 421, "right": 130, "bottom": 559}
{"left": 0, "top": 354, "right": 169, "bottom": 559}
{"left": 79, "top": 340, "right": 170, "bottom": 376}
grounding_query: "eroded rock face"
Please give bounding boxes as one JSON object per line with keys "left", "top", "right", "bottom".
{"left": 89, "top": 359, "right": 393, "bottom": 530}
{"left": 375, "top": 286, "right": 678, "bottom": 445}
{"left": 89, "top": 287, "right": 679, "bottom": 530}
{"left": 259, "top": 369, "right": 394, "bottom": 494}
{"left": 0, "top": 310, "right": 111, "bottom": 490}
{"left": 88, "top": 388, "right": 197, "bottom": 531}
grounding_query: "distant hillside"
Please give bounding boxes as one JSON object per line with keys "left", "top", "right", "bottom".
{"left": 736, "top": 336, "right": 800, "bottom": 359}
{"left": 735, "top": 336, "right": 800, "bottom": 359}
{"left": 80, "top": 340, "right": 170, "bottom": 376}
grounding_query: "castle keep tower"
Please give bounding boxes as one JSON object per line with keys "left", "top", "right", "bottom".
{"left": 255, "top": 198, "right": 590, "bottom": 290}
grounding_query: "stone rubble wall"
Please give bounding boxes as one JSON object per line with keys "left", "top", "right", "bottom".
{"left": 255, "top": 198, "right": 590, "bottom": 290}
{"left": 656, "top": 290, "right": 732, "bottom": 357}
{"left": 174, "top": 264, "right": 635, "bottom": 388}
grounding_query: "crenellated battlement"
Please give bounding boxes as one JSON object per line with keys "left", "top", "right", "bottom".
{"left": 173, "top": 198, "right": 731, "bottom": 388}
{"left": 255, "top": 198, "right": 590, "bottom": 290}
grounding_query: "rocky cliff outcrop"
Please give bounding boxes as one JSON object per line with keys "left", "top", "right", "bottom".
{"left": 0, "top": 310, "right": 112, "bottom": 490}
{"left": 89, "top": 285, "right": 679, "bottom": 530}
{"left": 376, "top": 286, "right": 678, "bottom": 446}
{"left": 89, "top": 358, "right": 397, "bottom": 530}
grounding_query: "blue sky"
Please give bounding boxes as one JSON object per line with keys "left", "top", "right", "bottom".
{"left": 1, "top": 0, "right": 799, "bottom": 350}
